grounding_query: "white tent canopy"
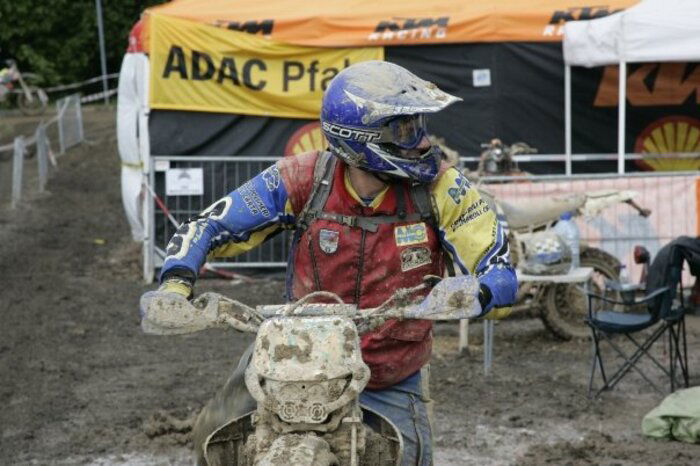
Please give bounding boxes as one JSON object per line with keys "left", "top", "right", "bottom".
{"left": 561, "top": 0, "right": 700, "bottom": 173}
{"left": 564, "top": 0, "right": 700, "bottom": 67}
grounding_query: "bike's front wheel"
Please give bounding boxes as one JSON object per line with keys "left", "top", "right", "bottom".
{"left": 539, "top": 247, "right": 621, "bottom": 340}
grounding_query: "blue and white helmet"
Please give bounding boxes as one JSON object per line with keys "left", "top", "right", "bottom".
{"left": 321, "top": 61, "right": 462, "bottom": 184}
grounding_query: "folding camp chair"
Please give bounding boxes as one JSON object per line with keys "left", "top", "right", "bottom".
{"left": 585, "top": 265, "right": 689, "bottom": 398}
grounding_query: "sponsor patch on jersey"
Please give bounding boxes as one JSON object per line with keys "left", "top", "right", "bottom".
{"left": 239, "top": 181, "right": 271, "bottom": 218}
{"left": 394, "top": 222, "right": 428, "bottom": 247}
{"left": 319, "top": 229, "right": 339, "bottom": 254}
{"left": 199, "top": 197, "right": 232, "bottom": 221}
{"left": 261, "top": 165, "right": 281, "bottom": 191}
{"left": 400, "top": 246, "right": 431, "bottom": 272}
{"left": 447, "top": 172, "right": 470, "bottom": 204}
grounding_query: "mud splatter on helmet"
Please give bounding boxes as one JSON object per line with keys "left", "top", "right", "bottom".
{"left": 321, "top": 61, "right": 461, "bottom": 183}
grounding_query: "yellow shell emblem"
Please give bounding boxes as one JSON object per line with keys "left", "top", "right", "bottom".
{"left": 635, "top": 116, "right": 700, "bottom": 171}
{"left": 284, "top": 122, "right": 328, "bottom": 156}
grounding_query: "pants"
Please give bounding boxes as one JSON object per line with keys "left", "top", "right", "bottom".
{"left": 360, "top": 370, "right": 433, "bottom": 466}
{"left": 192, "top": 346, "right": 433, "bottom": 466}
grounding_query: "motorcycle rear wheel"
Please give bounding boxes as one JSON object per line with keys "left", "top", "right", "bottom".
{"left": 539, "top": 247, "right": 621, "bottom": 340}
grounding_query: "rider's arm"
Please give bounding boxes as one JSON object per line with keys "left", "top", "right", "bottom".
{"left": 432, "top": 167, "right": 517, "bottom": 317}
{"left": 159, "top": 163, "right": 298, "bottom": 293}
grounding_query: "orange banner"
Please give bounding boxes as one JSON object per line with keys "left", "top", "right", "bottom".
{"left": 145, "top": 0, "right": 638, "bottom": 49}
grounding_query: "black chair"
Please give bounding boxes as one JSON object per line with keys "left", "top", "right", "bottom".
{"left": 585, "top": 264, "right": 689, "bottom": 398}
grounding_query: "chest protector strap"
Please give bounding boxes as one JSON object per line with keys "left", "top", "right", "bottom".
{"left": 287, "top": 153, "right": 453, "bottom": 300}
{"left": 297, "top": 152, "right": 437, "bottom": 233}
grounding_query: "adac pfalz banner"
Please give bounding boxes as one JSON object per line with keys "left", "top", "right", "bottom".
{"left": 148, "top": 14, "right": 384, "bottom": 119}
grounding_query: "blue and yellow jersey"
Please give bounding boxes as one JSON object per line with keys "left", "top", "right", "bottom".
{"left": 431, "top": 167, "right": 515, "bottom": 317}
{"left": 161, "top": 153, "right": 516, "bottom": 315}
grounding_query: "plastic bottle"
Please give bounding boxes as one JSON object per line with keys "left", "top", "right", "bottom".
{"left": 553, "top": 211, "right": 580, "bottom": 272}
{"left": 617, "top": 265, "right": 638, "bottom": 303}
{"left": 619, "top": 266, "right": 630, "bottom": 284}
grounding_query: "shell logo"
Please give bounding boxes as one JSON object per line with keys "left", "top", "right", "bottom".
{"left": 284, "top": 122, "right": 328, "bottom": 157}
{"left": 634, "top": 116, "right": 700, "bottom": 171}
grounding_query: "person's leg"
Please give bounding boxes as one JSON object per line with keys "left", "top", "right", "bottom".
{"left": 192, "top": 344, "right": 256, "bottom": 465}
{"left": 360, "top": 371, "right": 433, "bottom": 466}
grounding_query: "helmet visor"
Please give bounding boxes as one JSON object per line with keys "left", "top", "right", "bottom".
{"left": 379, "top": 114, "right": 427, "bottom": 150}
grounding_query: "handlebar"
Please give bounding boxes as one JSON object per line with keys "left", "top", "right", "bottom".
{"left": 141, "top": 275, "right": 483, "bottom": 336}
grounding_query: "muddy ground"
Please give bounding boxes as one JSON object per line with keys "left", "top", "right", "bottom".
{"left": 1, "top": 108, "right": 699, "bottom": 465}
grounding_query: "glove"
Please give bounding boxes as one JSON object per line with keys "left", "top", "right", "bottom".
{"left": 408, "top": 275, "right": 482, "bottom": 320}
{"left": 158, "top": 277, "right": 193, "bottom": 298}
{"left": 478, "top": 282, "right": 512, "bottom": 319}
{"left": 479, "top": 283, "right": 512, "bottom": 319}
{"left": 478, "top": 283, "right": 492, "bottom": 313}
{"left": 139, "top": 277, "right": 193, "bottom": 332}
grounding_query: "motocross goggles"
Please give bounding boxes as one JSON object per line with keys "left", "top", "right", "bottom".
{"left": 322, "top": 114, "right": 428, "bottom": 151}
{"left": 380, "top": 114, "right": 427, "bottom": 150}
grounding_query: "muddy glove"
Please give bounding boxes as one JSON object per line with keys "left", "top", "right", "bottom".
{"left": 139, "top": 276, "right": 193, "bottom": 328}
{"left": 478, "top": 283, "right": 493, "bottom": 314}
{"left": 476, "top": 263, "right": 517, "bottom": 320}
{"left": 405, "top": 275, "right": 482, "bottom": 320}
{"left": 477, "top": 283, "right": 511, "bottom": 319}
{"left": 158, "top": 277, "right": 193, "bottom": 299}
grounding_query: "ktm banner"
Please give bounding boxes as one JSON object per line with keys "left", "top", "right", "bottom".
{"left": 148, "top": 14, "right": 383, "bottom": 118}
{"left": 144, "top": 0, "right": 638, "bottom": 48}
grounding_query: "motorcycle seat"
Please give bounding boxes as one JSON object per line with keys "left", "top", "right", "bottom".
{"left": 498, "top": 194, "right": 585, "bottom": 230}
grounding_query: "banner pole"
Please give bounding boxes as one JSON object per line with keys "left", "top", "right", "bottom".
{"left": 618, "top": 61, "right": 626, "bottom": 174}
{"left": 95, "top": 0, "right": 109, "bottom": 105}
{"left": 565, "top": 64, "right": 572, "bottom": 176}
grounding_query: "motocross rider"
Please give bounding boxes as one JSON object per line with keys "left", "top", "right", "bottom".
{"left": 153, "top": 61, "right": 518, "bottom": 465}
{"left": 0, "top": 49, "right": 12, "bottom": 99}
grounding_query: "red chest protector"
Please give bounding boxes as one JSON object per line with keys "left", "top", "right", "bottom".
{"left": 283, "top": 151, "right": 444, "bottom": 389}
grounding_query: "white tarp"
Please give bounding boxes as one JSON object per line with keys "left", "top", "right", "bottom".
{"left": 117, "top": 53, "right": 150, "bottom": 241}
{"left": 563, "top": 0, "right": 700, "bottom": 67}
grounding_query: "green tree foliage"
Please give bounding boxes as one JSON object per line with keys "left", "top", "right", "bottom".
{"left": 0, "top": 0, "right": 166, "bottom": 86}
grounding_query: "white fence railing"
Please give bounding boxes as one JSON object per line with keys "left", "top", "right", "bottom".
{"left": 1, "top": 93, "right": 83, "bottom": 209}
{"left": 56, "top": 94, "right": 84, "bottom": 155}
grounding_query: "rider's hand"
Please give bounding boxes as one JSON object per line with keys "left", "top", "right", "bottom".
{"left": 478, "top": 283, "right": 492, "bottom": 313}
{"left": 139, "top": 277, "right": 192, "bottom": 321}
{"left": 158, "top": 277, "right": 193, "bottom": 299}
{"left": 416, "top": 275, "right": 483, "bottom": 319}
{"left": 478, "top": 282, "right": 513, "bottom": 320}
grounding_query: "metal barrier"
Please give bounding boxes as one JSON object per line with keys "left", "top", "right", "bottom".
{"left": 3, "top": 93, "right": 82, "bottom": 208}
{"left": 56, "top": 94, "right": 84, "bottom": 155}
{"left": 144, "top": 155, "right": 699, "bottom": 282}
{"left": 11, "top": 137, "right": 25, "bottom": 209}
{"left": 144, "top": 156, "right": 288, "bottom": 282}
{"left": 35, "top": 124, "right": 49, "bottom": 193}
{"left": 9, "top": 127, "right": 53, "bottom": 208}
{"left": 481, "top": 171, "right": 699, "bottom": 281}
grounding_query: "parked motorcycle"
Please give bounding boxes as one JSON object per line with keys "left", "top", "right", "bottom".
{"left": 476, "top": 138, "right": 536, "bottom": 177}
{"left": 478, "top": 187, "right": 652, "bottom": 340}
{"left": 430, "top": 136, "right": 653, "bottom": 339}
{"left": 141, "top": 276, "right": 479, "bottom": 465}
{"left": 0, "top": 59, "right": 48, "bottom": 115}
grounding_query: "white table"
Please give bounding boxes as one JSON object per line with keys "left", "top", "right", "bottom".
{"left": 458, "top": 267, "right": 594, "bottom": 375}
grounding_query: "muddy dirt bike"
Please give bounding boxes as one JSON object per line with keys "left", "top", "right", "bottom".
{"left": 477, "top": 187, "right": 652, "bottom": 340}
{"left": 477, "top": 139, "right": 536, "bottom": 178}
{"left": 0, "top": 59, "right": 48, "bottom": 115}
{"left": 141, "top": 275, "right": 480, "bottom": 465}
